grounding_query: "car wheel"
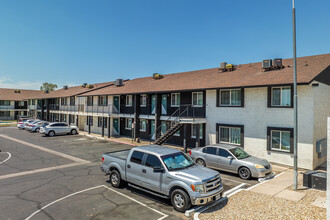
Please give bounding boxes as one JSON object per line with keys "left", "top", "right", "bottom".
{"left": 171, "top": 189, "right": 191, "bottom": 213}
{"left": 48, "top": 130, "right": 55, "bottom": 137}
{"left": 71, "top": 129, "right": 77, "bottom": 135}
{"left": 196, "top": 159, "right": 206, "bottom": 167}
{"left": 35, "top": 128, "right": 40, "bottom": 133}
{"left": 110, "top": 170, "right": 122, "bottom": 188}
{"left": 238, "top": 167, "right": 251, "bottom": 180}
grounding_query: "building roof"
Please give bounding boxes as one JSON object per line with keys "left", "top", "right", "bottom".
{"left": 0, "top": 88, "right": 45, "bottom": 101}
{"left": 29, "top": 81, "right": 114, "bottom": 99}
{"left": 79, "top": 53, "right": 330, "bottom": 96}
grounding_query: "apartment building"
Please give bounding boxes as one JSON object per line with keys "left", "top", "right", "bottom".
{"left": 0, "top": 88, "right": 44, "bottom": 120}
{"left": 24, "top": 53, "right": 330, "bottom": 169}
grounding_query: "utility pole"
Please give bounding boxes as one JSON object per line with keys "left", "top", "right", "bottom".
{"left": 292, "top": 0, "right": 298, "bottom": 191}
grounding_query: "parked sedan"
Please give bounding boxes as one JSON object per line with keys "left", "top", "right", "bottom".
{"left": 26, "top": 120, "right": 42, "bottom": 131}
{"left": 29, "top": 121, "right": 48, "bottom": 132}
{"left": 17, "top": 118, "right": 32, "bottom": 129}
{"left": 189, "top": 144, "right": 272, "bottom": 180}
{"left": 24, "top": 119, "right": 38, "bottom": 130}
{"left": 40, "top": 122, "right": 79, "bottom": 137}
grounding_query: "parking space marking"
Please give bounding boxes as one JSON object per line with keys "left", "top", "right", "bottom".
{"left": 221, "top": 177, "right": 251, "bottom": 185}
{"left": 0, "top": 152, "right": 11, "bottom": 164}
{"left": 0, "top": 134, "right": 89, "bottom": 164}
{"left": 25, "top": 185, "right": 168, "bottom": 220}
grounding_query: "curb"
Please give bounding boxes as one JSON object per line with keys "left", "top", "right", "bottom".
{"left": 79, "top": 133, "right": 136, "bottom": 146}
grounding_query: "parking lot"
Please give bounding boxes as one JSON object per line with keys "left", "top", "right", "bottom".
{"left": 0, "top": 127, "right": 259, "bottom": 220}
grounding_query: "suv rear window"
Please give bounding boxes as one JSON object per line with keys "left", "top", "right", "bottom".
{"left": 130, "top": 151, "right": 144, "bottom": 164}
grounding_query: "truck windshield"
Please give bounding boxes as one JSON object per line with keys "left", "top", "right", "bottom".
{"left": 229, "top": 147, "right": 250, "bottom": 159}
{"left": 161, "top": 152, "right": 195, "bottom": 171}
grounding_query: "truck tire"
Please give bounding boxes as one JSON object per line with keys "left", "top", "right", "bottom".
{"left": 110, "top": 170, "right": 122, "bottom": 188}
{"left": 171, "top": 189, "right": 191, "bottom": 212}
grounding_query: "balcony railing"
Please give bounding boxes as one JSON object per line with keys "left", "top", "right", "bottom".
{"left": 49, "top": 104, "right": 120, "bottom": 115}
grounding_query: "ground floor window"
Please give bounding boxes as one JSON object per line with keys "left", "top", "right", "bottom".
{"left": 0, "top": 111, "right": 10, "bottom": 117}
{"left": 60, "top": 114, "right": 66, "bottom": 122}
{"left": 98, "top": 117, "right": 107, "bottom": 128}
{"left": 216, "top": 123, "right": 244, "bottom": 147}
{"left": 87, "top": 116, "right": 93, "bottom": 126}
{"left": 140, "top": 119, "right": 147, "bottom": 132}
{"left": 125, "top": 118, "right": 132, "bottom": 130}
{"left": 267, "top": 127, "right": 293, "bottom": 153}
{"left": 191, "top": 124, "right": 203, "bottom": 139}
{"left": 69, "top": 115, "right": 75, "bottom": 124}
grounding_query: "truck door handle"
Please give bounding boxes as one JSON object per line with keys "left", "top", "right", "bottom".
{"left": 142, "top": 169, "right": 146, "bottom": 173}
{"left": 127, "top": 165, "right": 131, "bottom": 168}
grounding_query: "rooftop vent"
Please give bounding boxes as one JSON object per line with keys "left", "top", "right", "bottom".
{"left": 82, "top": 83, "right": 87, "bottom": 88}
{"left": 273, "top": 58, "right": 283, "bottom": 69}
{"left": 153, "top": 73, "right": 163, "bottom": 79}
{"left": 114, "top": 79, "right": 123, "bottom": 87}
{"left": 219, "top": 62, "right": 227, "bottom": 71}
{"left": 262, "top": 59, "right": 272, "bottom": 70}
{"left": 63, "top": 85, "right": 68, "bottom": 90}
{"left": 14, "top": 89, "right": 21, "bottom": 93}
{"left": 219, "top": 62, "right": 236, "bottom": 72}
{"left": 86, "top": 84, "right": 94, "bottom": 89}
{"left": 226, "top": 64, "right": 235, "bottom": 71}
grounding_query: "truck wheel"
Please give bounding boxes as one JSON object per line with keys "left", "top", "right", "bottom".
{"left": 238, "top": 167, "right": 251, "bottom": 180}
{"left": 171, "top": 189, "right": 191, "bottom": 212}
{"left": 110, "top": 170, "right": 122, "bottom": 188}
{"left": 48, "top": 131, "right": 55, "bottom": 137}
{"left": 196, "top": 159, "right": 206, "bottom": 167}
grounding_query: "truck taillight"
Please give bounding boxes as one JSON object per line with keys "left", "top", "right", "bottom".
{"left": 102, "top": 157, "right": 104, "bottom": 162}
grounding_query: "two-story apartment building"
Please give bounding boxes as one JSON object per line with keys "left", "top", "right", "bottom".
{"left": 0, "top": 88, "right": 44, "bottom": 120}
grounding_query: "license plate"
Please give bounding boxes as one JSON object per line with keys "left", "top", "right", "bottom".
{"left": 215, "top": 194, "right": 221, "bottom": 200}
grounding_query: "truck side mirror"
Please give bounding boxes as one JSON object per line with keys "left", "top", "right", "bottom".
{"left": 153, "top": 166, "right": 165, "bottom": 173}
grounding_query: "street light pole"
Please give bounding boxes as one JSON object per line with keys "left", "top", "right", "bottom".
{"left": 292, "top": 0, "right": 298, "bottom": 191}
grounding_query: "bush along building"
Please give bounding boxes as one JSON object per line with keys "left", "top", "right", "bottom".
{"left": 24, "top": 53, "right": 330, "bottom": 170}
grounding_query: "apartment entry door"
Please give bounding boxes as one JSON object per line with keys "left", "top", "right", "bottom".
{"left": 151, "top": 95, "right": 156, "bottom": 114}
{"left": 161, "top": 94, "right": 167, "bottom": 115}
{"left": 150, "top": 120, "right": 155, "bottom": 140}
{"left": 113, "top": 96, "right": 120, "bottom": 113}
{"left": 113, "top": 118, "right": 119, "bottom": 134}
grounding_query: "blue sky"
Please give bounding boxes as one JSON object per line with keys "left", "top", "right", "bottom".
{"left": 0, "top": 0, "right": 329, "bottom": 90}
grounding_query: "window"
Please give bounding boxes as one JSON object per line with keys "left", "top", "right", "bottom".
{"left": 60, "top": 114, "right": 66, "bottom": 122}
{"left": 61, "top": 98, "right": 67, "bottom": 106}
{"left": 145, "top": 154, "right": 162, "bottom": 168}
{"left": 140, "top": 119, "right": 147, "bottom": 132}
{"left": 18, "top": 101, "right": 25, "bottom": 107}
{"left": 192, "top": 92, "right": 203, "bottom": 107}
{"left": 98, "top": 96, "right": 108, "bottom": 106}
{"left": 32, "top": 99, "right": 35, "bottom": 105}
{"left": 125, "top": 118, "right": 132, "bottom": 130}
{"left": 98, "top": 117, "right": 107, "bottom": 128}
{"left": 87, "top": 116, "right": 93, "bottom": 126}
{"left": 69, "top": 115, "right": 75, "bottom": 124}
{"left": 218, "top": 148, "right": 232, "bottom": 158}
{"left": 217, "top": 124, "right": 244, "bottom": 147}
{"left": 174, "top": 129, "right": 180, "bottom": 136}
{"left": 0, "top": 100, "right": 10, "bottom": 106}
{"left": 70, "top": 96, "right": 75, "bottom": 106}
{"left": 140, "top": 94, "right": 147, "bottom": 107}
{"left": 269, "top": 86, "right": 292, "bottom": 107}
{"left": 0, "top": 111, "right": 10, "bottom": 117}
{"left": 191, "top": 124, "right": 203, "bottom": 139}
{"left": 202, "top": 147, "right": 217, "bottom": 155}
{"left": 267, "top": 127, "right": 293, "bottom": 153}
{"left": 218, "top": 89, "right": 243, "bottom": 107}
{"left": 87, "top": 96, "right": 93, "bottom": 106}
{"left": 171, "top": 93, "right": 180, "bottom": 107}
{"left": 126, "top": 95, "right": 132, "bottom": 106}
{"left": 130, "top": 151, "right": 144, "bottom": 164}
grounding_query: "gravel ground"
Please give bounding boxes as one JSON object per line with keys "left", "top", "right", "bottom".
{"left": 200, "top": 186, "right": 326, "bottom": 220}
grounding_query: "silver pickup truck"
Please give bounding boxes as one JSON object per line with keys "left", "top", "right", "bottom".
{"left": 100, "top": 145, "right": 224, "bottom": 212}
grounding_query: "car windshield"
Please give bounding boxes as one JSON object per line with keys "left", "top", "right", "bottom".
{"left": 161, "top": 152, "right": 195, "bottom": 171}
{"left": 229, "top": 148, "right": 250, "bottom": 159}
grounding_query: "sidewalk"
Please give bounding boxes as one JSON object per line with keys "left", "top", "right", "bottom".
{"left": 200, "top": 169, "right": 326, "bottom": 219}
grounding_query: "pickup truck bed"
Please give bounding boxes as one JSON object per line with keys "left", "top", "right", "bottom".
{"left": 103, "top": 150, "right": 130, "bottom": 160}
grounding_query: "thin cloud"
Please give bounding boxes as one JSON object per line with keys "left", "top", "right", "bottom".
{"left": 0, "top": 77, "right": 42, "bottom": 90}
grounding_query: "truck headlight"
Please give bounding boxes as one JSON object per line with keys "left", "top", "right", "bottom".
{"left": 254, "top": 164, "right": 265, "bottom": 169}
{"left": 191, "top": 184, "right": 205, "bottom": 193}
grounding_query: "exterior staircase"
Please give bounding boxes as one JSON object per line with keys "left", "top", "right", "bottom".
{"left": 154, "top": 122, "right": 182, "bottom": 145}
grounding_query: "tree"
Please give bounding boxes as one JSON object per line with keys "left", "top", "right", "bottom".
{"left": 40, "top": 82, "right": 58, "bottom": 92}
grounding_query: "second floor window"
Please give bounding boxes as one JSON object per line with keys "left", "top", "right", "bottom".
{"left": 18, "top": 101, "right": 25, "bottom": 107}
{"left": 70, "top": 96, "right": 75, "bottom": 106}
{"left": 192, "top": 92, "right": 203, "bottom": 107}
{"left": 171, "top": 93, "right": 180, "bottom": 107}
{"left": 61, "top": 98, "right": 67, "bottom": 106}
{"left": 87, "top": 96, "right": 93, "bottom": 106}
{"left": 270, "top": 86, "right": 291, "bottom": 107}
{"left": 140, "top": 94, "right": 147, "bottom": 107}
{"left": 126, "top": 95, "right": 132, "bottom": 106}
{"left": 219, "top": 89, "right": 243, "bottom": 106}
{"left": 0, "top": 100, "right": 10, "bottom": 106}
{"left": 99, "top": 96, "right": 108, "bottom": 106}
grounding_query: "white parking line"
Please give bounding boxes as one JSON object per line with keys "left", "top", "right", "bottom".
{"left": 0, "top": 152, "right": 11, "bottom": 164}
{"left": 25, "top": 185, "right": 168, "bottom": 220}
{"left": 221, "top": 177, "right": 251, "bottom": 185}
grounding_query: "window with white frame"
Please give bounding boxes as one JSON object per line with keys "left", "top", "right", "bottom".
{"left": 191, "top": 124, "right": 203, "bottom": 139}
{"left": 125, "top": 118, "right": 132, "bottom": 130}
{"left": 268, "top": 127, "right": 292, "bottom": 152}
{"left": 140, "top": 119, "right": 147, "bottom": 132}
{"left": 171, "top": 93, "right": 180, "bottom": 107}
{"left": 70, "top": 96, "right": 75, "bottom": 106}
{"left": 87, "top": 96, "right": 93, "bottom": 106}
{"left": 140, "top": 94, "right": 147, "bottom": 107}
{"left": 126, "top": 95, "right": 132, "bottom": 106}
{"left": 271, "top": 87, "right": 291, "bottom": 107}
{"left": 99, "top": 96, "right": 108, "bottom": 106}
{"left": 219, "top": 89, "right": 242, "bottom": 106}
{"left": 218, "top": 124, "right": 243, "bottom": 146}
{"left": 61, "top": 98, "right": 67, "bottom": 106}
{"left": 192, "top": 92, "right": 203, "bottom": 107}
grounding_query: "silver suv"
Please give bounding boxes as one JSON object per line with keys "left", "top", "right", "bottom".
{"left": 40, "top": 122, "right": 79, "bottom": 137}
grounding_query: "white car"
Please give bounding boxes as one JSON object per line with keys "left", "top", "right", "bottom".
{"left": 40, "top": 122, "right": 79, "bottom": 137}
{"left": 17, "top": 118, "right": 32, "bottom": 129}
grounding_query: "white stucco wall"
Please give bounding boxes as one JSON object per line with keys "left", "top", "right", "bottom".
{"left": 206, "top": 85, "right": 315, "bottom": 169}
{"left": 313, "top": 82, "right": 330, "bottom": 168}
{"left": 326, "top": 117, "right": 330, "bottom": 220}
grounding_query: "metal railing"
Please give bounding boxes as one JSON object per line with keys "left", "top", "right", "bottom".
{"left": 49, "top": 104, "right": 120, "bottom": 115}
